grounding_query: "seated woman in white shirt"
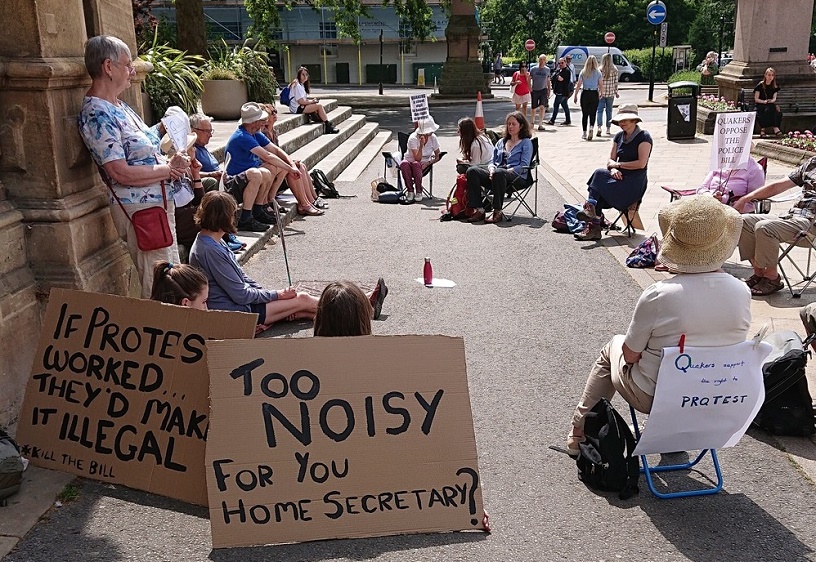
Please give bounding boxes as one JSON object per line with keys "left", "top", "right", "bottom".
{"left": 400, "top": 117, "right": 441, "bottom": 203}
{"left": 287, "top": 66, "right": 339, "bottom": 134}
{"left": 456, "top": 117, "right": 494, "bottom": 174}
{"left": 566, "top": 196, "right": 751, "bottom": 456}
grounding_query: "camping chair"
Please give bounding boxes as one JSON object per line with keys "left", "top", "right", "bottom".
{"left": 480, "top": 137, "right": 540, "bottom": 220}
{"left": 777, "top": 214, "right": 816, "bottom": 298}
{"left": 381, "top": 132, "right": 447, "bottom": 198}
{"left": 629, "top": 339, "right": 770, "bottom": 499}
{"left": 660, "top": 157, "right": 770, "bottom": 213}
{"left": 605, "top": 177, "right": 648, "bottom": 237}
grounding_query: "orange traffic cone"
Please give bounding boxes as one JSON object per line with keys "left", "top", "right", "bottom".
{"left": 475, "top": 91, "right": 485, "bottom": 130}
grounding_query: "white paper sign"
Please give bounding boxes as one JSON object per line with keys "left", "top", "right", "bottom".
{"left": 410, "top": 94, "right": 430, "bottom": 122}
{"left": 710, "top": 111, "right": 756, "bottom": 172}
{"left": 161, "top": 112, "right": 191, "bottom": 153}
{"left": 633, "top": 341, "right": 771, "bottom": 455}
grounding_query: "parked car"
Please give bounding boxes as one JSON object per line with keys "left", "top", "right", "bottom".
{"left": 719, "top": 54, "right": 733, "bottom": 68}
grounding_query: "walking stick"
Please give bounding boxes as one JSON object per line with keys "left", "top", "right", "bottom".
{"left": 270, "top": 200, "right": 292, "bottom": 286}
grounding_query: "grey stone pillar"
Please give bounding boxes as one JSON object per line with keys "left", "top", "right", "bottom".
{"left": 436, "top": 0, "right": 492, "bottom": 98}
{"left": 717, "top": 0, "right": 816, "bottom": 101}
{"left": 0, "top": 0, "right": 144, "bottom": 432}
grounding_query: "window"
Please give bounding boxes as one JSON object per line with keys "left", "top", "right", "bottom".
{"left": 400, "top": 41, "right": 417, "bottom": 57}
{"left": 320, "top": 21, "right": 337, "bottom": 40}
{"left": 613, "top": 54, "right": 628, "bottom": 67}
{"left": 399, "top": 21, "right": 412, "bottom": 39}
{"left": 320, "top": 44, "right": 338, "bottom": 58}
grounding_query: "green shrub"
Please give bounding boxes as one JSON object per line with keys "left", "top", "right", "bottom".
{"left": 201, "top": 67, "right": 238, "bottom": 81}
{"left": 202, "top": 40, "right": 278, "bottom": 103}
{"left": 667, "top": 70, "right": 701, "bottom": 85}
{"left": 139, "top": 30, "right": 204, "bottom": 118}
{"left": 624, "top": 48, "right": 674, "bottom": 82}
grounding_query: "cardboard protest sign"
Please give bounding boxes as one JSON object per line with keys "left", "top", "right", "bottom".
{"left": 205, "top": 335, "right": 485, "bottom": 548}
{"left": 710, "top": 111, "right": 756, "bottom": 172}
{"left": 409, "top": 94, "right": 430, "bottom": 122}
{"left": 633, "top": 341, "right": 772, "bottom": 455}
{"left": 15, "top": 289, "right": 256, "bottom": 505}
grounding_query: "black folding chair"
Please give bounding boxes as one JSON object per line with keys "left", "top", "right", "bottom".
{"left": 382, "top": 132, "right": 446, "bottom": 198}
{"left": 605, "top": 177, "right": 648, "bottom": 237}
{"left": 503, "top": 136, "right": 539, "bottom": 219}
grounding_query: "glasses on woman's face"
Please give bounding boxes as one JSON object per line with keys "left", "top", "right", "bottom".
{"left": 193, "top": 127, "right": 213, "bottom": 135}
{"left": 112, "top": 59, "right": 135, "bottom": 74}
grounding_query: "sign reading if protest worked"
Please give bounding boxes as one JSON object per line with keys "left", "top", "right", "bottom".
{"left": 205, "top": 335, "right": 485, "bottom": 548}
{"left": 15, "top": 289, "right": 256, "bottom": 506}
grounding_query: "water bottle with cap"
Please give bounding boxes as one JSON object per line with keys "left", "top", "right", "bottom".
{"left": 423, "top": 258, "right": 433, "bottom": 287}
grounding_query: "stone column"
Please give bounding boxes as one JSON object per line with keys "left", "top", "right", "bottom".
{"left": 436, "top": 0, "right": 492, "bottom": 97}
{"left": 0, "top": 0, "right": 143, "bottom": 432}
{"left": 717, "top": 0, "right": 816, "bottom": 101}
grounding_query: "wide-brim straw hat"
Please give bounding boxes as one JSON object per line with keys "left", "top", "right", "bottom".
{"left": 416, "top": 116, "right": 440, "bottom": 134}
{"left": 657, "top": 195, "right": 743, "bottom": 274}
{"left": 160, "top": 132, "right": 197, "bottom": 154}
{"left": 611, "top": 104, "right": 642, "bottom": 125}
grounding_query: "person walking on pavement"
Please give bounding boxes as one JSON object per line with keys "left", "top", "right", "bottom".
{"left": 573, "top": 55, "right": 603, "bottom": 141}
{"left": 566, "top": 55, "right": 577, "bottom": 96}
{"left": 530, "top": 54, "right": 552, "bottom": 131}
{"left": 510, "top": 62, "right": 533, "bottom": 121}
{"left": 596, "top": 53, "right": 619, "bottom": 137}
{"left": 548, "top": 58, "right": 572, "bottom": 126}
{"left": 493, "top": 52, "right": 504, "bottom": 84}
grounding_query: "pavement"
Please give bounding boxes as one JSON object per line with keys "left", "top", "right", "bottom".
{"left": 4, "top": 83, "right": 816, "bottom": 561}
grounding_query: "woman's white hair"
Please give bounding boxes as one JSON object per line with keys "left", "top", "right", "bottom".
{"left": 84, "top": 35, "right": 131, "bottom": 79}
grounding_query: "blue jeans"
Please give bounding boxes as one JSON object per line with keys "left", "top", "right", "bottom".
{"left": 596, "top": 97, "right": 614, "bottom": 128}
{"left": 551, "top": 94, "right": 571, "bottom": 124}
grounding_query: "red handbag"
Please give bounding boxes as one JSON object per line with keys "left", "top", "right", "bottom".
{"left": 104, "top": 173, "right": 173, "bottom": 252}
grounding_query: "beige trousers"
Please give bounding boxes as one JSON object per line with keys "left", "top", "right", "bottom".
{"left": 109, "top": 201, "right": 179, "bottom": 299}
{"left": 572, "top": 335, "right": 654, "bottom": 429}
{"left": 738, "top": 214, "right": 815, "bottom": 269}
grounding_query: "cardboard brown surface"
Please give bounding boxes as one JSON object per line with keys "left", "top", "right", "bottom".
{"left": 205, "top": 335, "right": 485, "bottom": 548}
{"left": 15, "top": 289, "right": 256, "bottom": 506}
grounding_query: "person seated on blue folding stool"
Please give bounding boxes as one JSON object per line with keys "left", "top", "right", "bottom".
{"left": 566, "top": 196, "right": 752, "bottom": 456}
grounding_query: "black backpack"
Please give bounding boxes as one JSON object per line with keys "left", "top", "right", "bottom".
{"left": 576, "top": 398, "right": 640, "bottom": 500}
{"left": 754, "top": 331, "right": 816, "bottom": 436}
{"left": 309, "top": 169, "right": 341, "bottom": 199}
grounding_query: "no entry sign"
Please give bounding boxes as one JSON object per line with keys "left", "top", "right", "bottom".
{"left": 605, "top": 32, "right": 616, "bottom": 44}
{"left": 525, "top": 39, "right": 535, "bottom": 52}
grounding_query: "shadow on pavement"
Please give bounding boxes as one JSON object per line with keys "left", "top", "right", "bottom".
{"left": 208, "top": 530, "right": 488, "bottom": 562}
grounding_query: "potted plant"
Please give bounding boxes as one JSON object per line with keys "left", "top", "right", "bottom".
{"left": 696, "top": 94, "right": 739, "bottom": 135}
{"left": 139, "top": 31, "right": 204, "bottom": 124}
{"left": 200, "top": 66, "right": 248, "bottom": 120}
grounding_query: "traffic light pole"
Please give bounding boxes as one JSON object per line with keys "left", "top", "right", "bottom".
{"left": 648, "top": 25, "right": 657, "bottom": 102}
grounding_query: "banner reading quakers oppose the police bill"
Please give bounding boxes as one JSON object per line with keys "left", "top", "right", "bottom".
{"left": 15, "top": 289, "right": 256, "bottom": 506}
{"left": 711, "top": 111, "right": 756, "bottom": 172}
{"left": 205, "top": 336, "right": 486, "bottom": 548}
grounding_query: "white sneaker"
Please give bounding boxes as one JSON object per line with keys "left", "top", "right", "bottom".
{"left": 606, "top": 127, "right": 611, "bottom": 135}
{"left": 415, "top": 191, "right": 424, "bottom": 203}
{"left": 406, "top": 191, "right": 415, "bottom": 203}
{"left": 581, "top": 131, "right": 587, "bottom": 140}
{"left": 596, "top": 127, "right": 602, "bottom": 137}
{"left": 587, "top": 129, "right": 593, "bottom": 141}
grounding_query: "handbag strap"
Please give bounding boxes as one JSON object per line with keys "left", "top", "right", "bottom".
{"left": 98, "top": 165, "right": 168, "bottom": 226}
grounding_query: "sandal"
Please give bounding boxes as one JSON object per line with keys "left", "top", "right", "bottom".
{"left": 751, "top": 276, "right": 784, "bottom": 296}
{"left": 484, "top": 212, "right": 505, "bottom": 224}
{"left": 297, "top": 206, "right": 324, "bottom": 216}
{"left": 759, "top": 131, "right": 768, "bottom": 139}
{"left": 745, "top": 274, "right": 763, "bottom": 288}
{"left": 775, "top": 129, "right": 784, "bottom": 137}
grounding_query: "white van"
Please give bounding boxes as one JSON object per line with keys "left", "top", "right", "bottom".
{"left": 556, "top": 46, "right": 640, "bottom": 82}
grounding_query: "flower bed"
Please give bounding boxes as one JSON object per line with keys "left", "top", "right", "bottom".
{"left": 698, "top": 94, "right": 738, "bottom": 112}
{"left": 775, "top": 130, "right": 816, "bottom": 153}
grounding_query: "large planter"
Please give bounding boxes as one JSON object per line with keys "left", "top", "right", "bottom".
{"left": 696, "top": 107, "right": 741, "bottom": 135}
{"left": 753, "top": 140, "right": 815, "bottom": 167}
{"left": 201, "top": 79, "right": 248, "bottom": 120}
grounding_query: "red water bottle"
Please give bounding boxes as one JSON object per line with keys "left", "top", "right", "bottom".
{"left": 423, "top": 257, "right": 433, "bottom": 287}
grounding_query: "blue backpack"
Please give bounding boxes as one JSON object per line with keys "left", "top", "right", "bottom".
{"left": 279, "top": 86, "right": 291, "bottom": 106}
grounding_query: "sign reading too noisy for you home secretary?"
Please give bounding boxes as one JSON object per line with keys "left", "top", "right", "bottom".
{"left": 204, "top": 335, "right": 486, "bottom": 548}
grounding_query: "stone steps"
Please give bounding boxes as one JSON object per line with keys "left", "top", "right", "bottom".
{"left": 206, "top": 103, "right": 390, "bottom": 265}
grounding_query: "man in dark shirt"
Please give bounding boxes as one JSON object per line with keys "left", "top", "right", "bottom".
{"left": 548, "top": 58, "right": 572, "bottom": 126}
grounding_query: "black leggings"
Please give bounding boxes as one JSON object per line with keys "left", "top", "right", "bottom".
{"left": 580, "top": 90, "right": 600, "bottom": 131}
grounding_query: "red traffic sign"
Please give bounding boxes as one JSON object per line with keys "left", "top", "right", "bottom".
{"left": 605, "top": 32, "right": 616, "bottom": 45}
{"left": 525, "top": 39, "right": 536, "bottom": 52}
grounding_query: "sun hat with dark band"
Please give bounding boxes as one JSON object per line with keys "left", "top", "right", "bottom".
{"left": 611, "top": 104, "right": 642, "bottom": 125}
{"left": 657, "top": 195, "right": 743, "bottom": 274}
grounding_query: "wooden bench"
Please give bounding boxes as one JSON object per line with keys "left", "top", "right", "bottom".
{"left": 699, "top": 85, "right": 719, "bottom": 97}
{"left": 738, "top": 86, "right": 816, "bottom": 133}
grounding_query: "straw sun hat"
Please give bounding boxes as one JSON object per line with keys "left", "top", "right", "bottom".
{"left": 657, "top": 195, "right": 743, "bottom": 274}
{"left": 611, "top": 104, "right": 642, "bottom": 125}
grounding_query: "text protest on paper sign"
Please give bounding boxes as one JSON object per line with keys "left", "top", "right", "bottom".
{"left": 710, "top": 111, "right": 756, "bottom": 172}
{"left": 409, "top": 94, "right": 430, "bottom": 122}
{"left": 633, "top": 341, "right": 771, "bottom": 456}
{"left": 15, "top": 289, "right": 256, "bottom": 506}
{"left": 204, "top": 335, "right": 485, "bottom": 548}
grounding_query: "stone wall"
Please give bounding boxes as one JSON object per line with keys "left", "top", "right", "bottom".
{"left": 0, "top": 0, "right": 143, "bottom": 433}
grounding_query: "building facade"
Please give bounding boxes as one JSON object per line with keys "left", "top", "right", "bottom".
{"left": 152, "top": 0, "right": 451, "bottom": 86}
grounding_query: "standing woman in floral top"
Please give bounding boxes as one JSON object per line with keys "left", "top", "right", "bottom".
{"left": 78, "top": 35, "right": 190, "bottom": 298}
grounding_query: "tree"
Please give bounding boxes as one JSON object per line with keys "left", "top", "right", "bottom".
{"left": 687, "top": 0, "right": 735, "bottom": 65}
{"left": 175, "top": 0, "right": 207, "bottom": 57}
{"left": 480, "top": 0, "right": 559, "bottom": 58}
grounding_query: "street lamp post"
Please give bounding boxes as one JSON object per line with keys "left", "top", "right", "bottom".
{"left": 379, "top": 29, "right": 384, "bottom": 96}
